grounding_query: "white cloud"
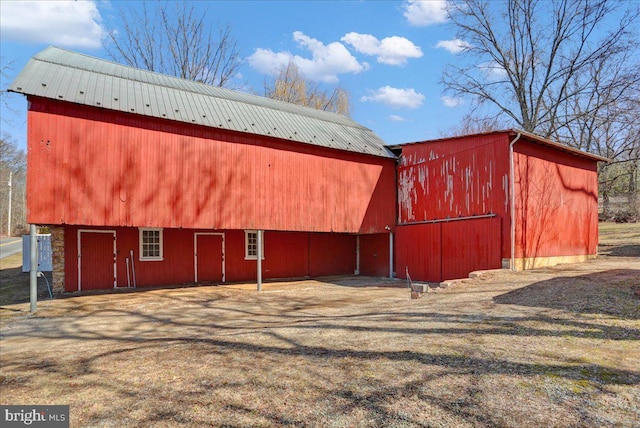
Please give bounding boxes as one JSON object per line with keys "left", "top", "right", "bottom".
{"left": 341, "top": 33, "right": 380, "bottom": 55}
{"left": 361, "top": 86, "right": 425, "bottom": 109}
{"left": 435, "top": 39, "right": 472, "bottom": 54}
{"left": 0, "top": 0, "right": 106, "bottom": 49}
{"left": 441, "top": 96, "right": 463, "bottom": 107}
{"left": 247, "top": 49, "right": 293, "bottom": 73}
{"left": 247, "top": 31, "right": 368, "bottom": 83}
{"left": 389, "top": 115, "right": 406, "bottom": 122}
{"left": 342, "top": 33, "right": 423, "bottom": 66}
{"left": 403, "top": 0, "right": 449, "bottom": 26}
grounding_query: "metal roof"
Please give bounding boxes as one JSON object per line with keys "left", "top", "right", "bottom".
{"left": 9, "top": 46, "right": 395, "bottom": 159}
{"left": 508, "top": 130, "right": 610, "bottom": 162}
{"left": 390, "top": 129, "right": 609, "bottom": 163}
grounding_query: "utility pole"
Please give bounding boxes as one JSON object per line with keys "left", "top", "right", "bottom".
{"left": 7, "top": 171, "right": 12, "bottom": 236}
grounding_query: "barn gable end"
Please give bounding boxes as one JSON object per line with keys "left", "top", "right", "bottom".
{"left": 393, "top": 130, "right": 605, "bottom": 282}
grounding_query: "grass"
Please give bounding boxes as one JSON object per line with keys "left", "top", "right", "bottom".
{"left": 0, "top": 253, "right": 51, "bottom": 309}
{"left": 599, "top": 222, "right": 640, "bottom": 244}
{"left": 598, "top": 222, "right": 640, "bottom": 257}
{"left": 0, "top": 223, "right": 638, "bottom": 427}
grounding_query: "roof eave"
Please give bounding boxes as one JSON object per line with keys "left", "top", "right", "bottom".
{"left": 508, "top": 129, "right": 610, "bottom": 163}
{"left": 391, "top": 129, "right": 610, "bottom": 163}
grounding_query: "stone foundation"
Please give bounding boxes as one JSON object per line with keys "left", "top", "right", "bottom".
{"left": 513, "top": 254, "right": 597, "bottom": 270}
{"left": 50, "top": 226, "right": 65, "bottom": 293}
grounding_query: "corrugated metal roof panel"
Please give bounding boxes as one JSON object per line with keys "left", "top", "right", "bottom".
{"left": 11, "top": 46, "right": 394, "bottom": 158}
{"left": 392, "top": 129, "right": 608, "bottom": 163}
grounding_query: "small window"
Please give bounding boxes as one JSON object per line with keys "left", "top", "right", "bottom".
{"left": 139, "top": 228, "right": 163, "bottom": 261}
{"left": 245, "top": 230, "right": 264, "bottom": 260}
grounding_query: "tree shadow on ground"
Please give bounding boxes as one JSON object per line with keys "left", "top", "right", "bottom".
{"left": 3, "top": 283, "right": 639, "bottom": 427}
{"left": 598, "top": 244, "right": 640, "bottom": 257}
{"left": 3, "top": 325, "right": 639, "bottom": 427}
{"left": 493, "top": 269, "right": 640, "bottom": 319}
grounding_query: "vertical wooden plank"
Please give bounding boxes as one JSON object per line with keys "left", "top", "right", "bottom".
{"left": 27, "top": 98, "right": 395, "bottom": 233}
{"left": 395, "top": 223, "right": 442, "bottom": 282}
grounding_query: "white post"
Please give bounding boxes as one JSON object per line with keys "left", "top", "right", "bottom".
{"left": 389, "top": 232, "right": 394, "bottom": 279}
{"left": 257, "top": 230, "right": 263, "bottom": 292}
{"left": 7, "top": 172, "right": 12, "bottom": 236}
{"left": 30, "top": 224, "right": 37, "bottom": 313}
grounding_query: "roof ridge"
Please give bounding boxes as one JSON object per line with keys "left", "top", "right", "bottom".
{"left": 34, "top": 46, "right": 366, "bottom": 131}
{"left": 12, "top": 46, "right": 394, "bottom": 159}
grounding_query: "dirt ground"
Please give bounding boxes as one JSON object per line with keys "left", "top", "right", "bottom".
{"left": 1, "top": 223, "right": 639, "bottom": 427}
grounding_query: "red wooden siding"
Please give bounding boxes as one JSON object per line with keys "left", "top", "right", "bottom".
{"left": 308, "top": 233, "right": 357, "bottom": 277}
{"left": 514, "top": 142, "right": 598, "bottom": 259}
{"left": 397, "top": 133, "right": 512, "bottom": 259}
{"left": 395, "top": 223, "right": 441, "bottom": 282}
{"left": 27, "top": 98, "right": 395, "bottom": 234}
{"left": 440, "top": 217, "right": 502, "bottom": 280}
{"left": 359, "top": 233, "right": 391, "bottom": 277}
{"left": 395, "top": 217, "right": 501, "bottom": 282}
{"left": 63, "top": 226, "right": 361, "bottom": 291}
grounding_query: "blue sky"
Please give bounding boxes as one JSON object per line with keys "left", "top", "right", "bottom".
{"left": 1, "top": 0, "right": 475, "bottom": 150}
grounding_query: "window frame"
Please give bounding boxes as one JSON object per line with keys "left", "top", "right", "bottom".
{"left": 244, "top": 230, "right": 264, "bottom": 260}
{"left": 139, "top": 228, "right": 164, "bottom": 261}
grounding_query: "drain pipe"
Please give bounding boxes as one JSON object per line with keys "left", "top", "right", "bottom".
{"left": 509, "top": 132, "right": 522, "bottom": 271}
{"left": 389, "top": 231, "right": 394, "bottom": 279}
{"left": 384, "top": 225, "right": 393, "bottom": 279}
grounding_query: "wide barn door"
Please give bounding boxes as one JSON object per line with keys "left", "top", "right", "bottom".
{"left": 396, "top": 217, "right": 501, "bottom": 282}
{"left": 441, "top": 217, "right": 501, "bottom": 281}
{"left": 195, "top": 234, "right": 224, "bottom": 283}
{"left": 79, "top": 231, "right": 116, "bottom": 290}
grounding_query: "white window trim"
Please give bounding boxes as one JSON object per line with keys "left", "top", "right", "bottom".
{"left": 139, "top": 228, "right": 164, "bottom": 261}
{"left": 244, "top": 230, "right": 264, "bottom": 260}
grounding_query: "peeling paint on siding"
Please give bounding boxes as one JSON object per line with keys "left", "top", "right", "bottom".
{"left": 502, "top": 174, "right": 509, "bottom": 213}
{"left": 396, "top": 134, "right": 513, "bottom": 259}
{"left": 398, "top": 169, "right": 416, "bottom": 222}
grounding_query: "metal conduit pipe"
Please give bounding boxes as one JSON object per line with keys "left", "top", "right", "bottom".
{"left": 398, "top": 213, "right": 497, "bottom": 226}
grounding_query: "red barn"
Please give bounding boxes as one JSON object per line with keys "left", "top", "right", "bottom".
{"left": 10, "top": 47, "right": 396, "bottom": 291}
{"left": 393, "top": 130, "right": 607, "bottom": 282}
{"left": 11, "top": 48, "right": 607, "bottom": 291}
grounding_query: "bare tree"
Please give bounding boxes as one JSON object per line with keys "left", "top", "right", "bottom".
{"left": 105, "top": 1, "right": 241, "bottom": 87}
{"left": 264, "top": 62, "right": 351, "bottom": 116}
{"left": 440, "top": 113, "right": 505, "bottom": 137}
{"left": 442, "top": 0, "right": 639, "bottom": 138}
{"left": 550, "top": 55, "right": 640, "bottom": 217}
{"left": 442, "top": 0, "right": 640, "bottom": 218}
{"left": 1, "top": 59, "right": 17, "bottom": 122}
{"left": 0, "top": 134, "right": 26, "bottom": 235}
